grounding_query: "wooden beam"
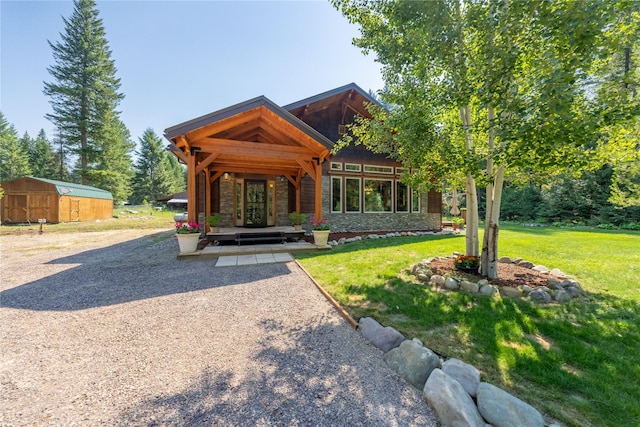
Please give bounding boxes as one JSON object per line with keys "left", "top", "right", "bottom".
{"left": 196, "top": 138, "right": 318, "bottom": 159}
{"left": 284, "top": 174, "right": 298, "bottom": 188}
{"left": 184, "top": 108, "right": 262, "bottom": 142}
{"left": 314, "top": 161, "right": 323, "bottom": 220}
{"left": 187, "top": 152, "right": 197, "bottom": 223}
{"left": 205, "top": 166, "right": 211, "bottom": 221}
{"left": 210, "top": 170, "right": 224, "bottom": 183}
{"left": 195, "top": 152, "right": 219, "bottom": 174}
{"left": 297, "top": 159, "right": 316, "bottom": 179}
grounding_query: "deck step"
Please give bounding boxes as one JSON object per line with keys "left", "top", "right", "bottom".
{"left": 235, "top": 232, "right": 285, "bottom": 245}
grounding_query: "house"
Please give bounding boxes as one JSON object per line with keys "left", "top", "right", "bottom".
{"left": 0, "top": 176, "right": 113, "bottom": 224}
{"left": 163, "top": 83, "right": 441, "bottom": 232}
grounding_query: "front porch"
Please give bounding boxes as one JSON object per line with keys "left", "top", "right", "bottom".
{"left": 205, "top": 225, "right": 306, "bottom": 245}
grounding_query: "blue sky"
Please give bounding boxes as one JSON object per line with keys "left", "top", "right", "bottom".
{"left": 1, "top": 0, "right": 383, "bottom": 148}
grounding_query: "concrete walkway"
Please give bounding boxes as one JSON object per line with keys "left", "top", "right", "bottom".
{"left": 181, "top": 240, "right": 323, "bottom": 267}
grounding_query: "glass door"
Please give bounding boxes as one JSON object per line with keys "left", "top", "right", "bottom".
{"left": 244, "top": 180, "right": 266, "bottom": 227}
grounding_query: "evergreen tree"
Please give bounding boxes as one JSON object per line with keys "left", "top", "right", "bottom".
{"left": 43, "top": 0, "right": 126, "bottom": 186}
{"left": 0, "top": 112, "right": 31, "bottom": 181}
{"left": 85, "top": 116, "right": 134, "bottom": 204}
{"left": 131, "top": 128, "right": 181, "bottom": 204}
{"left": 29, "top": 129, "right": 59, "bottom": 179}
{"left": 167, "top": 154, "right": 186, "bottom": 194}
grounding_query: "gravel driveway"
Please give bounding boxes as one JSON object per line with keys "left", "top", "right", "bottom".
{"left": 0, "top": 229, "right": 436, "bottom": 426}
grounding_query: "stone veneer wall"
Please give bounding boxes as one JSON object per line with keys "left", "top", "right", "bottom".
{"left": 218, "top": 178, "right": 235, "bottom": 227}
{"left": 321, "top": 176, "right": 441, "bottom": 232}
{"left": 275, "top": 178, "right": 290, "bottom": 227}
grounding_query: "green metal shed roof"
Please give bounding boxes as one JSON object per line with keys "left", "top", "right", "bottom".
{"left": 28, "top": 177, "right": 113, "bottom": 200}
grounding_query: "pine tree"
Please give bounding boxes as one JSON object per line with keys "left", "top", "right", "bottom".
{"left": 43, "top": 0, "right": 126, "bottom": 187}
{"left": 29, "top": 129, "right": 59, "bottom": 179}
{"left": 0, "top": 112, "right": 31, "bottom": 181}
{"left": 131, "top": 128, "right": 181, "bottom": 204}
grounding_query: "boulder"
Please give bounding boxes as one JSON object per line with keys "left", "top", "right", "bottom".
{"left": 430, "top": 275, "right": 446, "bottom": 286}
{"left": 476, "top": 382, "right": 545, "bottom": 427}
{"left": 359, "top": 317, "right": 405, "bottom": 352}
{"left": 384, "top": 340, "right": 441, "bottom": 390}
{"left": 477, "top": 279, "right": 489, "bottom": 287}
{"left": 480, "top": 284, "right": 498, "bottom": 296}
{"left": 441, "top": 358, "right": 481, "bottom": 397}
{"left": 445, "top": 278, "right": 460, "bottom": 290}
{"left": 566, "top": 286, "right": 582, "bottom": 298}
{"left": 519, "top": 285, "right": 533, "bottom": 295}
{"left": 549, "top": 268, "right": 567, "bottom": 278}
{"left": 532, "top": 265, "right": 550, "bottom": 274}
{"left": 424, "top": 369, "right": 485, "bottom": 427}
{"left": 554, "top": 289, "right": 572, "bottom": 303}
{"left": 529, "top": 290, "right": 552, "bottom": 303}
{"left": 546, "top": 276, "right": 561, "bottom": 287}
{"left": 498, "top": 256, "right": 513, "bottom": 264}
{"left": 500, "top": 286, "right": 522, "bottom": 298}
{"left": 461, "top": 280, "right": 480, "bottom": 293}
{"left": 519, "top": 261, "right": 535, "bottom": 269}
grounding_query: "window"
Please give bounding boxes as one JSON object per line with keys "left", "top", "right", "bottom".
{"left": 345, "top": 163, "right": 361, "bottom": 172}
{"left": 396, "top": 167, "right": 407, "bottom": 175}
{"left": 364, "top": 179, "right": 393, "bottom": 212}
{"left": 412, "top": 189, "right": 421, "bottom": 213}
{"left": 396, "top": 181, "right": 409, "bottom": 212}
{"left": 345, "top": 178, "right": 361, "bottom": 212}
{"left": 331, "top": 177, "right": 342, "bottom": 213}
{"left": 330, "top": 162, "right": 342, "bottom": 171}
{"left": 364, "top": 164, "right": 393, "bottom": 174}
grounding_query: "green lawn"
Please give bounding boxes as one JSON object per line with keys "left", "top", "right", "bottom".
{"left": 0, "top": 206, "right": 177, "bottom": 235}
{"left": 296, "top": 226, "right": 640, "bottom": 427}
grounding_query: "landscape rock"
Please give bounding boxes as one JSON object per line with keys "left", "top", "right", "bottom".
{"left": 554, "top": 289, "right": 572, "bottom": 303}
{"left": 529, "top": 290, "right": 552, "bottom": 303}
{"left": 566, "top": 286, "right": 582, "bottom": 298}
{"left": 384, "top": 340, "right": 441, "bottom": 390}
{"left": 476, "top": 382, "right": 545, "bottom": 427}
{"left": 445, "top": 278, "right": 460, "bottom": 290}
{"left": 549, "top": 268, "right": 567, "bottom": 278}
{"left": 532, "top": 265, "right": 550, "bottom": 274}
{"left": 430, "top": 275, "right": 446, "bottom": 286}
{"left": 519, "top": 261, "right": 535, "bottom": 269}
{"left": 461, "top": 280, "right": 480, "bottom": 293}
{"left": 500, "top": 286, "right": 522, "bottom": 298}
{"left": 477, "top": 279, "right": 489, "bottom": 287}
{"left": 480, "top": 284, "right": 498, "bottom": 296}
{"left": 441, "top": 358, "right": 481, "bottom": 397}
{"left": 359, "top": 317, "right": 405, "bottom": 352}
{"left": 424, "top": 369, "right": 485, "bottom": 427}
{"left": 546, "top": 276, "right": 561, "bottom": 287}
{"left": 519, "top": 285, "right": 533, "bottom": 295}
{"left": 498, "top": 256, "right": 513, "bottom": 263}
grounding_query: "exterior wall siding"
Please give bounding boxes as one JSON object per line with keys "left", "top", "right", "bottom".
{"left": 218, "top": 177, "right": 235, "bottom": 227}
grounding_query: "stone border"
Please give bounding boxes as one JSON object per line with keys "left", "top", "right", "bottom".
{"left": 412, "top": 254, "right": 585, "bottom": 304}
{"left": 359, "top": 317, "right": 563, "bottom": 427}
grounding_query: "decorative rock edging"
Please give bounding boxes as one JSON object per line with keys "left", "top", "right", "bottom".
{"left": 411, "top": 254, "right": 585, "bottom": 304}
{"left": 326, "top": 230, "right": 457, "bottom": 247}
{"left": 359, "top": 317, "right": 561, "bottom": 427}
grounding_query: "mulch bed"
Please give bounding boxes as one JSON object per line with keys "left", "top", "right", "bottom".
{"left": 428, "top": 257, "right": 549, "bottom": 289}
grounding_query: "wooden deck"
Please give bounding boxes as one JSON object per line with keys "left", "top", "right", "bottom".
{"left": 206, "top": 226, "right": 306, "bottom": 245}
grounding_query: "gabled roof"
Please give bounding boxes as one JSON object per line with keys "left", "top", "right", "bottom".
{"left": 283, "top": 82, "right": 381, "bottom": 112}
{"left": 164, "top": 96, "right": 334, "bottom": 150}
{"left": 24, "top": 177, "right": 113, "bottom": 200}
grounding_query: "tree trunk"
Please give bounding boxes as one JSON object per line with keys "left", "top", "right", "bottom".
{"left": 460, "top": 104, "right": 479, "bottom": 256}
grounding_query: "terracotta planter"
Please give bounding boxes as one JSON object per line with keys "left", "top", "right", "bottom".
{"left": 294, "top": 224, "right": 302, "bottom": 232}
{"left": 176, "top": 233, "right": 200, "bottom": 253}
{"left": 312, "top": 230, "right": 330, "bottom": 247}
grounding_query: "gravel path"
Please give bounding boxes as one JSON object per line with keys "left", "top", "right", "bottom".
{"left": 0, "top": 229, "right": 436, "bottom": 426}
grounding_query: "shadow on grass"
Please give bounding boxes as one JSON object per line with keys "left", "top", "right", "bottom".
{"left": 114, "top": 319, "right": 435, "bottom": 426}
{"left": 344, "top": 277, "right": 640, "bottom": 427}
{"left": 0, "top": 231, "right": 293, "bottom": 311}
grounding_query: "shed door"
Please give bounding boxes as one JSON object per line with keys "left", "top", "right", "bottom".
{"left": 5, "top": 194, "right": 28, "bottom": 222}
{"left": 70, "top": 199, "right": 80, "bottom": 221}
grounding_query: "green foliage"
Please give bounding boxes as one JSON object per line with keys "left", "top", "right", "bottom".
{"left": 43, "top": 0, "right": 127, "bottom": 188}
{"left": 131, "top": 128, "right": 184, "bottom": 204}
{"left": 28, "top": 129, "right": 59, "bottom": 179}
{"left": 0, "top": 112, "right": 31, "bottom": 181}
{"left": 297, "top": 226, "right": 640, "bottom": 426}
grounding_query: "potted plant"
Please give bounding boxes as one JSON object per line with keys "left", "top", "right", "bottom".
{"left": 206, "top": 213, "right": 223, "bottom": 233}
{"left": 452, "top": 216, "right": 465, "bottom": 230}
{"left": 289, "top": 212, "right": 307, "bottom": 231}
{"left": 310, "top": 216, "right": 330, "bottom": 247}
{"left": 175, "top": 220, "right": 203, "bottom": 253}
{"left": 453, "top": 254, "right": 480, "bottom": 274}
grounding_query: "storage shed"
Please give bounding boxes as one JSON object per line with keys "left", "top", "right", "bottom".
{"left": 0, "top": 177, "right": 113, "bottom": 224}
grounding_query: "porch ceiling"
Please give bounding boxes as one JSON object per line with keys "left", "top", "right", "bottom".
{"left": 164, "top": 96, "right": 333, "bottom": 177}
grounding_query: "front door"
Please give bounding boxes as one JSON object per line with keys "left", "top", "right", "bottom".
{"left": 245, "top": 180, "right": 266, "bottom": 227}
